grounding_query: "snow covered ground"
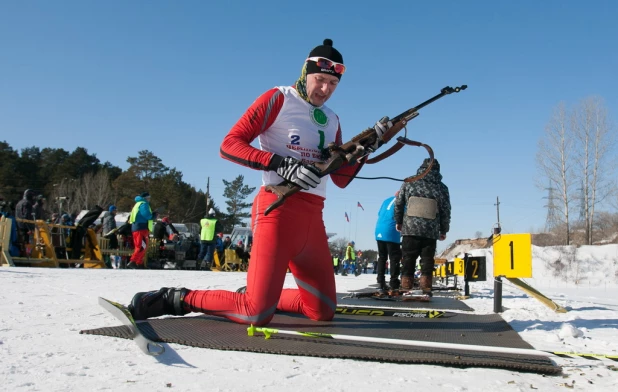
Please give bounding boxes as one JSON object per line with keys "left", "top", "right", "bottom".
{"left": 1, "top": 244, "right": 617, "bottom": 391}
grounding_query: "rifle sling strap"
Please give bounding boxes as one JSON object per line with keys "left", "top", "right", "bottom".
{"left": 366, "top": 137, "right": 435, "bottom": 183}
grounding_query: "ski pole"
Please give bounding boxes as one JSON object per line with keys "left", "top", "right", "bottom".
{"left": 246, "top": 325, "right": 618, "bottom": 361}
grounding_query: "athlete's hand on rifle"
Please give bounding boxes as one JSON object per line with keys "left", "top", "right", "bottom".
{"left": 369, "top": 116, "right": 393, "bottom": 152}
{"left": 271, "top": 155, "right": 321, "bottom": 190}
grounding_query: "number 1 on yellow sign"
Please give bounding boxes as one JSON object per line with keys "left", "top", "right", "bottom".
{"left": 492, "top": 233, "right": 532, "bottom": 278}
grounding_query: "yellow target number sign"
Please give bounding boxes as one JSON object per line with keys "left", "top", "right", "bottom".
{"left": 453, "top": 258, "right": 465, "bottom": 276}
{"left": 492, "top": 233, "right": 532, "bottom": 278}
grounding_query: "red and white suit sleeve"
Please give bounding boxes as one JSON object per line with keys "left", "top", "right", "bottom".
{"left": 219, "top": 88, "right": 284, "bottom": 170}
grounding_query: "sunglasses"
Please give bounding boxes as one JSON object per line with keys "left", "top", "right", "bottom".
{"left": 306, "top": 57, "right": 346, "bottom": 75}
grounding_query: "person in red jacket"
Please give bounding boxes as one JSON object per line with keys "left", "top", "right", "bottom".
{"left": 128, "top": 38, "right": 392, "bottom": 326}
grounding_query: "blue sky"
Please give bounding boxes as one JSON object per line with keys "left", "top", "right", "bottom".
{"left": 1, "top": 1, "right": 617, "bottom": 252}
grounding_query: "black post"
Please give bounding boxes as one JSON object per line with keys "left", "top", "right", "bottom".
{"left": 463, "top": 253, "right": 470, "bottom": 297}
{"left": 493, "top": 276, "right": 503, "bottom": 313}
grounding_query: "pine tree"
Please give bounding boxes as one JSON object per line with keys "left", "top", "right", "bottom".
{"left": 222, "top": 175, "right": 255, "bottom": 232}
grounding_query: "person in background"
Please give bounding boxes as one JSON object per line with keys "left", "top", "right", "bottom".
{"left": 374, "top": 191, "right": 402, "bottom": 291}
{"left": 343, "top": 241, "right": 357, "bottom": 276}
{"left": 101, "top": 205, "right": 118, "bottom": 268}
{"left": 153, "top": 217, "right": 179, "bottom": 246}
{"left": 394, "top": 159, "right": 451, "bottom": 295}
{"left": 127, "top": 38, "right": 392, "bottom": 326}
{"left": 60, "top": 213, "right": 73, "bottom": 237}
{"left": 33, "top": 195, "right": 46, "bottom": 221}
{"left": 15, "top": 189, "right": 36, "bottom": 248}
{"left": 197, "top": 208, "right": 223, "bottom": 271}
{"left": 102, "top": 205, "right": 118, "bottom": 247}
{"left": 215, "top": 233, "right": 225, "bottom": 266}
{"left": 163, "top": 217, "right": 180, "bottom": 240}
{"left": 234, "top": 240, "right": 250, "bottom": 268}
{"left": 128, "top": 192, "right": 156, "bottom": 269}
{"left": 0, "top": 197, "right": 20, "bottom": 257}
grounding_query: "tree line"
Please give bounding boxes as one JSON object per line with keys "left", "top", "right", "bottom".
{"left": 536, "top": 96, "right": 617, "bottom": 245}
{"left": 0, "top": 143, "right": 254, "bottom": 233}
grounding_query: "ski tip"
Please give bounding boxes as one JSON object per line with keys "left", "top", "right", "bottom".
{"left": 98, "top": 297, "right": 128, "bottom": 309}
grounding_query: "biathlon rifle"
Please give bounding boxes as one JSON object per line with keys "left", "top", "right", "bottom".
{"left": 264, "top": 84, "right": 468, "bottom": 215}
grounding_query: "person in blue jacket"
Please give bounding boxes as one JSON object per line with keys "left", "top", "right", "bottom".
{"left": 128, "top": 192, "right": 157, "bottom": 269}
{"left": 214, "top": 233, "right": 225, "bottom": 267}
{"left": 1, "top": 200, "right": 21, "bottom": 257}
{"left": 374, "top": 191, "right": 402, "bottom": 291}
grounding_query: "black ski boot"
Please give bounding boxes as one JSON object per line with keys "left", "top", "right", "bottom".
{"left": 377, "top": 281, "right": 389, "bottom": 295}
{"left": 129, "top": 287, "right": 190, "bottom": 320}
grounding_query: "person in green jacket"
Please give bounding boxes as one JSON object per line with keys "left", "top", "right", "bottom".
{"left": 197, "top": 208, "right": 223, "bottom": 270}
{"left": 342, "top": 241, "right": 356, "bottom": 276}
{"left": 128, "top": 192, "right": 156, "bottom": 269}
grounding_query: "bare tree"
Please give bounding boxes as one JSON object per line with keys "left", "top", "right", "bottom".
{"left": 572, "top": 97, "right": 616, "bottom": 244}
{"left": 72, "top": 170, "right": 114, "bottom": 211}
{"left": 536, "top": 102, "right": 575, "bottom": 244}
{"left": 611, "top": 182, "right": 618, "bottom": 211}
{"left": 49, "top": 178, "right": 80, "bottom": 216}
{"left": 181, "top": 190, "right": 205, "bottom": 222}
{"left": 329, "top": 237, "right": 350, "bottom": 257}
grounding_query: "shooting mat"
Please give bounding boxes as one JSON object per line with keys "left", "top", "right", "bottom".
{"left": 82, "top": 311, "right": 560, "bottom": 374}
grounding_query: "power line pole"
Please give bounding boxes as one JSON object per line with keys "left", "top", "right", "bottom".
{"left": 205, "top": 177, "right": 210, "bottom": 212}
{"left": 544, "top": 180, "right": 558, "bottom": 231}
{"left": 493, "top": 196, "right": 502, "bottom": 235}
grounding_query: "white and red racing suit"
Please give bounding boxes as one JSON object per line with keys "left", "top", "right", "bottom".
{"left": 184, "top": 86, "right": 365, "bottom": 325}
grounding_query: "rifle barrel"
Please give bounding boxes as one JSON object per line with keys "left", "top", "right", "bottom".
{"left": 390, "top": 85, "right": 466, "bottom": 123}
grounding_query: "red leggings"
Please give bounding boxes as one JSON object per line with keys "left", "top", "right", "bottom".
{"left": 185, "top": 188, "right": 336, "bottom": 326}
{"left": 130, "top": 229, "right": 149, "bottom": 265}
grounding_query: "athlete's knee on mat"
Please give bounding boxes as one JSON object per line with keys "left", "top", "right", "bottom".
{"left": 252, "top": 313, "right": 275, "bottom": 326}
{"left": 307, "top": 306, "right": 335, "bottom": 322}
{"left": 242, "top": 302, "right": 277, "bottom": 326}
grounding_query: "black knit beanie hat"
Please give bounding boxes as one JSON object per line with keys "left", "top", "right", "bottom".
{"left": 305, "top": 39, "right": 344, "bottom": 80}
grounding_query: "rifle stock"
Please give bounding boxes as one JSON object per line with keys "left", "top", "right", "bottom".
{"left": 264, "top": 85, "right": 467, "bottom": 216}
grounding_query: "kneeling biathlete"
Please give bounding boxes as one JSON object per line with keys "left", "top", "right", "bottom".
{"left": 128, "top": 39, "right": 391, "bottom": 326}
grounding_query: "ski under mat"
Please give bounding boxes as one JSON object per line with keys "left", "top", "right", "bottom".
{"left": 81, "top": 311, "right": 560, "bottom": 374}
{"left": 337, "top": 292, "right": 474, "bottom": 311}
{"left": 367, "top": 284, "right": 464, "bottom": 298}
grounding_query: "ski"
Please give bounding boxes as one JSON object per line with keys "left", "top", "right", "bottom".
{"left": 343, "top": 290, "right": 432, "bottom": 302}
{"left": 336, "top": 305, "right": 444, "bottom": 319}
{"left": 98, "top": 297, "right": 165, "bottom": 356}
{"left": 374, "top": 295, "right": 432, "bottom": 302}
{"left": 248, "top": 325, "right": 618, "bottom": 362}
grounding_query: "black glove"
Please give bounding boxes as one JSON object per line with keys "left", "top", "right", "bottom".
{"left": 270, "top": 156, "right": 321, "bottom": 190}
{"left": 370, "top": 116, "right": 393, "bottom": 151}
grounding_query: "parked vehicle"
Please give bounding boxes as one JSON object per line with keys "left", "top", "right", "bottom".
{"left": 230, "top": 226, "right": 252, "bottom": 248}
